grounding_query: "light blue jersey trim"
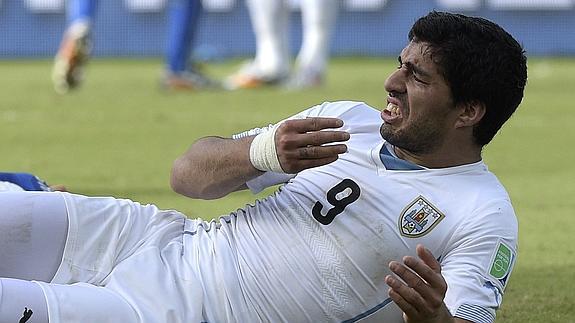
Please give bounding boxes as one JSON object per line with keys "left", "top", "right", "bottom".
{"left": 455, "top": 303, "right": 496, "bottom": 323}
{"left": 341, "top": 298, "right": 394, "bottom": 323}
{"left": 380, "top": 145, "right": 423, "bottom": 171}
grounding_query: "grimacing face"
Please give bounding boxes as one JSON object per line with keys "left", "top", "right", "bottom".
{"left": 380, "top": 41, "right": 460, "bottom": 155}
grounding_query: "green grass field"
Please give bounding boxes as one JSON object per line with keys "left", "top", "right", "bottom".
{"left": 1, "top": 57, "right": 574, "bottom": 322}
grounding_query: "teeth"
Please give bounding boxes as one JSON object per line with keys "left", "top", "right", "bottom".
{"left": 386, "top": 103, "right": 400, "bottom": 117}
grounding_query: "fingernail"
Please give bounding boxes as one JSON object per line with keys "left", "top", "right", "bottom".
{"left": 385, "top": 275, "right": 393, "bottom": 285}
{"left": 404, "top": 256, "right": 415, "bottom": 266}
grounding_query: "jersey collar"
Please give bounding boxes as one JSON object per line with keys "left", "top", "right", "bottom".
{"left": 379, "top": 143, "right": 424, "bottom": 171}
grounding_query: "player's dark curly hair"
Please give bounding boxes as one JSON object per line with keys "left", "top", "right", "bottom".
{"left": 409, "top": 11, "right": 527, "bottom": 146}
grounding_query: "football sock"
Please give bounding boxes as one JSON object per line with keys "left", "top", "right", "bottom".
{"left": 246, "top": 0, "right": 289, "bottom": 77}
{"left": 166, "top": 0, "right": 203, "bottom": 74}
{"left": 0, "top": 192, "right": 68, "bottom": 282}
{"left": 33, "top": 282, "right": 139, "bottom": 322}
{"left": 0, "top": 278, "right": 49, "bottom": 323}
{"left": 296, "top": 0, "right": 338, "bottom": 75}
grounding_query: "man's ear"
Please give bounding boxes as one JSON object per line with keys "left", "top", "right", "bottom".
{"left": 455, "top": 101, "right": 486, "bottom": 128}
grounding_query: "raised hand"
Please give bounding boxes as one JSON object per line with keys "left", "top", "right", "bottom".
{"left": 386, "top": 244, "right": 456, "bottom": 323}
{"left": 274, "top": 117, "right": 350, "bottom": 173}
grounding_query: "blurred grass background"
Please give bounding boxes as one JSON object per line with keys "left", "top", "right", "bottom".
{"left": 0, "top": 57, "right": 573, "bottom": 322}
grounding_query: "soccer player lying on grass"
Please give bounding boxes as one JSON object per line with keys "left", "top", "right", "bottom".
{"left": 0, "top": 11, "right": 526, "bottom": 323}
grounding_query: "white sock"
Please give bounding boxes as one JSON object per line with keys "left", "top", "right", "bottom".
{"left": 246, "top": 0, "right": 290, "bottom": 77}
{"left": 295, "top": 0, "right": 338, "bottom": 75}
{"left": 0, "top": 278, "right": 49, "bottom": 323}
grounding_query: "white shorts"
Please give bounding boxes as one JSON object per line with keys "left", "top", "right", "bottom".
{"left": 36, "top": 193, "right": 205, "bottom": 323}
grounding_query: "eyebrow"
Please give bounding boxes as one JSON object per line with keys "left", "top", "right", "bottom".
{"left": 398, "top": 55, "right": 432, "bottom": 78}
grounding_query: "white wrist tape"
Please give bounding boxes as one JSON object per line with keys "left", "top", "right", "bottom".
{"left": 249, "top": 123, "right": 285, "bottom": 173}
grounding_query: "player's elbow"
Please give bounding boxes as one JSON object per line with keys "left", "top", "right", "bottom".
{"left": 170, "top": 157, "right": 196, "bottom": 198}
{"left": 170, "top": 157, "right": 220, "bottom": 200}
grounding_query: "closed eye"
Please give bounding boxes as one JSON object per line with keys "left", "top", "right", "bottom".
{"left": 412, "top": 73, "right": 427, "bottom": 84}
{"left": 398, "top": 56, "right": 429, "bottom": 85}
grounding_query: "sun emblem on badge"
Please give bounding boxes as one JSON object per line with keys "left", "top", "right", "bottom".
{"left": 399, "top": 196, "right": 445, "bottom": 237}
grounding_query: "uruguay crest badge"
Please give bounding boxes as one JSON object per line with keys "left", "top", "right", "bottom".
{"left": 399, "top": 196, "right": 445, "bottom": 237}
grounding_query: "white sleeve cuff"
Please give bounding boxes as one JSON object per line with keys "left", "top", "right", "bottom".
{"left": 246, "top": 172, "right": 296, "bottom": 194}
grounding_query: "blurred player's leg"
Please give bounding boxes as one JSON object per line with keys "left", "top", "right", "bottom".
{"left": 0, "top": 192, "right": 68, "bottom": 282}
{"left": 225, "top": 0, "right": 290, "bottom": 89}
{"left": 162, "top": 0, "right": 218, "bottom": 90}
{"left": 0, "top": 279, "right": 49, "bottom": 323}
{"left": 52, "top": 0, "right": 97, "bottom": 94}
{"left": 287, "top": 0, "right": 338, "bottom": 89}
{"left": 66, "top": 0, "right": 97, "bottom": 26}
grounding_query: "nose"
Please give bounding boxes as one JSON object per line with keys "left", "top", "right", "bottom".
{"left": 384, "top": 68, "right": 406, "bottom": 95}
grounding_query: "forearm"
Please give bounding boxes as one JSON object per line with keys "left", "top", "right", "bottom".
{"left": 170, "top": 136, "right": 263, "bottom": 200}
{"left": 171, "top": 117, "right": 350, "bottom": 199}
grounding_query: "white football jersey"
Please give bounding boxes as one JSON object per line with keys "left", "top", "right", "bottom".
{"left": 185, "top": 101, "right": 518, "bottom": 323}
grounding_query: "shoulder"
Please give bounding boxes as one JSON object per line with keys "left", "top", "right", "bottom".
{"left": 467, "top": 169, "right": 517, "bottom": 229}
{"left": 447, "top": 166, "right": 517, "bottom": 236}
{"left": 296, "top": 101, "right": 380, "bottom": 119}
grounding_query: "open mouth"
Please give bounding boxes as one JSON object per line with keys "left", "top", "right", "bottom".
{"left": 382, "top": 102, "right": 402, "bottom": 123}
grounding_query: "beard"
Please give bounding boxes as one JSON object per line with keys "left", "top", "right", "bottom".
{"left": 379, "top": 118, "right": 447, "bottom": 155}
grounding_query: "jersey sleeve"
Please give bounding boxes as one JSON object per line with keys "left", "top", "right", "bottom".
{"left": 441, "top": 200, "right": 518, "bottom": 323}
{"left": 236, "top": 101, "right": 369, "bottom": 193}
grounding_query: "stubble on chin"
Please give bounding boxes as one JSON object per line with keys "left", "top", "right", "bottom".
{"left": 379, "top": 122, "right": 442, "bottom": 155}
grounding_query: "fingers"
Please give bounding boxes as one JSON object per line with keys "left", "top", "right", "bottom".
{"left": 286, "top": 117, "right": 344, "bottom": 133}
{"left": 299, "top": 130, "right": 351, "bottom": 147}
{"left": 385, "top": 275, "right": 421, "bottom": 318}
{"left": 386, "top": 246, "right": 454, "bottom": 322}
{"left": 277, "top": 131, "right": 350, "bottom": 150}
{"left": 50, "top": 184, "right": 68, "bottom": 192}
{"left": 387, "top": 261, "right": 437, "bottom": 311}
{"left": 416, "top": 244, "right": 441, "bottom": 273}
{"left": 296, "top": 144, "right": 348, "bottom": 159}
{"left": 277, "top": 118, "right": 350, "bottom": 147}
{"left": 412, "top": 245, "right": 444, "bottom": 289}
{"left": 274, "top": 117, "right": 350, "bottom": 173}
{"left": 393, "top": 246, "right": 445, "bottom": 291}
{"left": 385, "top": 247, "right": 448, "bottom": 317}
{"left": 279, "top": 146, "right": 345, "bottom": 172}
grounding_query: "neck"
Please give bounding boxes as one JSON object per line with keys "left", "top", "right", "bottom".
{"left": 393, "top": 142, "right": 482, "bottom": 168}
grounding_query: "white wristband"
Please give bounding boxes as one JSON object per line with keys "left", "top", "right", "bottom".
{"left": 249, "top": 123, "right": 285, "bottom": 173}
